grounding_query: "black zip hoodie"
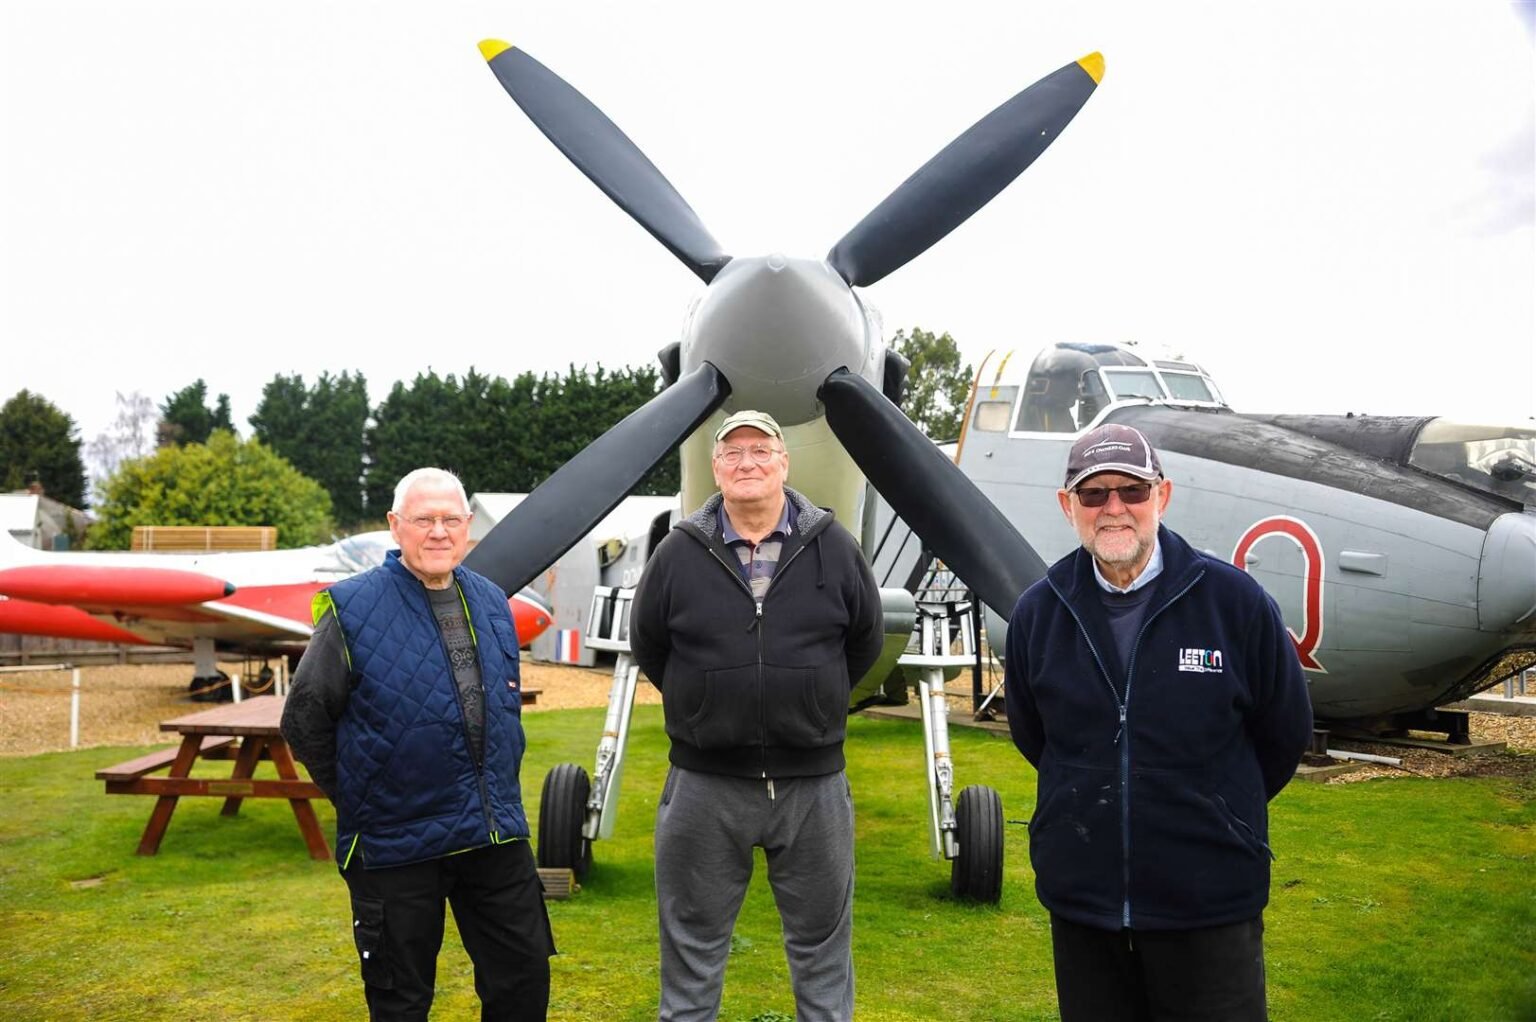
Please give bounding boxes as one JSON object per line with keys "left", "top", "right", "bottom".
{"left": 629, "top": 487, "right": 884, "bottom": 778}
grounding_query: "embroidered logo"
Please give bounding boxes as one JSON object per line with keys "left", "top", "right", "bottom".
{"left": 1178, "top": 648, "right": 1224, "bottom": 674}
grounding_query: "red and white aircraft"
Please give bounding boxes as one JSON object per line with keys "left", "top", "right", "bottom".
{"left": 0, "top": 531, "right": 553, "bottom": 695}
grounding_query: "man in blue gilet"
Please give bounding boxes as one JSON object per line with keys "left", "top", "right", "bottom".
{"left": 282, "top": 466, "right": 553, "bottom": 1021}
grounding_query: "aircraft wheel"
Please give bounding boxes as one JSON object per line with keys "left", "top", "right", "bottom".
{"left": 950, "top": 784, "right": 1003, "bottom": 903}
{"left": 187, "top": 670, "right": 231, "bottom": 703}
{"left": 243, "top": 666, "right": 276, "bottom": 695}
{"left": 538, "top": 763, "right": 592, "bottom": 880}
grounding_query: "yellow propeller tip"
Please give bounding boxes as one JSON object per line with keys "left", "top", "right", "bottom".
{"left": 479, "top": 39, "right": 512, "bottom": 62}
{"left": 1077, "top": 52, "right": 1104, "bottom": 84}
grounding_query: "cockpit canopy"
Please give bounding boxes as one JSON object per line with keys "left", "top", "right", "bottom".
{"left": 1004, "top": 342, "right": 1225, "bottom": 434}
{"left": 327, "top": 531, "right": 393, "bottom": 575}
{"left": 1409, "top": 420, "right": 1536, "bottom": 507}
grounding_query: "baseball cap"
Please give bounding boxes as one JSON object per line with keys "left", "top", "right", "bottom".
{"left": 1063, "top": 423, "right": 1162, "bottom": 490}
{"left": 714, "top": 409, "right": 783, "bottom": 442}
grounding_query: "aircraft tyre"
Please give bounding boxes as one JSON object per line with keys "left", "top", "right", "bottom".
{"left": 243, "top": 666, "right": 276, "bottom": 695}
{"left": 538, "top": 763, "right": 593, "bottom": 880}
{"left": 950, "top": 784, "right": 1003, "bottom": 903}
{"left": 187, "top": 670, "right": 231, "bottom": 703}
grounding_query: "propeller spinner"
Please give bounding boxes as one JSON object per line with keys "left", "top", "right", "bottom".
{"left": 465, "top": 42, "right": 1102, "bottom": 621}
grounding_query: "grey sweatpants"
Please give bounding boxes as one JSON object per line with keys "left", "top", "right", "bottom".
{"left": 654, "top": 767, "right": 855, "bottom": 1022}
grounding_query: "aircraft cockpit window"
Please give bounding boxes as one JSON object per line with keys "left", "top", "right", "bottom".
{"left": 1409, "top": 420, "right": 1536, "bottom": 506}
{"left": 1102, "top": 369, "right": 1165, "bottom": 401}
{"left": 332, "top": 533, "right": 391, "bottom": 574}
{"left": 1162, "top": 372, "right": 1217, "bottom": 403}
{"left": 972, "top": 400, "right": 1012, "bottom": 432}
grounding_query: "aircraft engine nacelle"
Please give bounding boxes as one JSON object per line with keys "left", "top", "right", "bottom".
{"left": 675, "top": 253, "right": 888, "bottom": 529}
{"left": 678, "top": 254, "right": 883, "bottom": 426}
{"left": 1479, "top": 511, "right": 1536, "bottom": 635}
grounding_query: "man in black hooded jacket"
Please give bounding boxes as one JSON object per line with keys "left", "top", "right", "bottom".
{"left": 629, "top": 408, "right": 883, "bottom": 1022}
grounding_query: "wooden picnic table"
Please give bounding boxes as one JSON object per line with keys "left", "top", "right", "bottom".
{"left": 97, "top": 695, "right": 331, "bottom": 861}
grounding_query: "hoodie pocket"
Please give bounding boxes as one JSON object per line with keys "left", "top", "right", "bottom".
{"left": 683, "top": 664, "right": 760, "bottom": 749}
{"left": 763, "top": 662, "right": 847, "bottom": 747}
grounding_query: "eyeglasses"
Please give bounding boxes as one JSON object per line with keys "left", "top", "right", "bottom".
{"left": 714, "top": 444, "right": 783, "bottom": 467}
{"left": 401, "top": 514, "right": 471, "bottom": 532}
{"left": 1073, "top": 482, "right": 1156, "bottom": 508}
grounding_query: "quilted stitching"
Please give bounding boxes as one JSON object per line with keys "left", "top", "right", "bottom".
{"left": 328, "top": 553, "right": 528, "bottom": 867}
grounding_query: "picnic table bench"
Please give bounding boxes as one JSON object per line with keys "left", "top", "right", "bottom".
{"left": 98, "top": 696, "right": 331, "bottom": 861}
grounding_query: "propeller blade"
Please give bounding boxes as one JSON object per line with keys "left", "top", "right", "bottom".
{"left": 464, "top": 363, "right": 731, "bottom": 595}
{"left": 819, "top": 369, "right": 1048, "bottom": 618}
{"left": 479, "top": 41, "right": 731, "bottom": 284}
{"left": 827, "top": 53, "right": 1103, "bottom": 288}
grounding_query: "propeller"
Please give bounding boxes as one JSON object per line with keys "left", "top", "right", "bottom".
{"left": 479, "top": 41, "right": 732, "bottom": 284}
{"left": 470, "top": 42, "right": 1099, "bottom": 614}
{"left": 827, "top": 53, "right": 1103, "bottom": 288}
{"left": 820, "top": 369, "right": 1048, "bottom": 618}
{"left": 463, "top": 363, "right": 729, "bottom": 595}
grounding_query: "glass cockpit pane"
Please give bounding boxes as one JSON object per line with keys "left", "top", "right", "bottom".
{"left": 1162, "top": 372, "right": 1216, "bottom": 402}
{"left": 1409, "top": 420, "right": 1536, "bottom": 506}
{"left": 331, "top": 532, "right": 392, "bottom": 574}
{"left": 1102, "top": 369, "right": 1165, "bottom": 401}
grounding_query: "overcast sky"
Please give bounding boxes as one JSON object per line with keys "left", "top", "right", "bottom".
{"left": 3, "top": 1, "right": 1532, "bottom": 450}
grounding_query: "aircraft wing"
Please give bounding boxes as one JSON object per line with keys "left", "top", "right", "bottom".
{"left": 0, "top": 558, "right": 552, "bottom": 650}
{"left": 0, "top": 562, "right": 319, "bottom": 647}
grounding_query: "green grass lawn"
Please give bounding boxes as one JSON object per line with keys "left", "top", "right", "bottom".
{"left": 2, "top": 706, "right": 1533, "bottom": 1021}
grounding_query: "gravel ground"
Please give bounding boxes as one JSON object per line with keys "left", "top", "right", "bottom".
{"left": 0, "top": 660, "right": 660, "bottom": 757}
{"left": 1322, "top": 712, "right": 1536, "bottom": 783}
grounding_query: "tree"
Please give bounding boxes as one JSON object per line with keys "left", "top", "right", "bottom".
{"left": 159, "top": 379, "right": 234, "bottom": 446}
{"left": 362, "top": 363, "right": 679, "bottom": 511}
{"left": 890, "top": 327, "right": 973, "bottom": 441}
{"left": 86, "top": 431, "right": 332, "bottom": 549}
{"left": 0, "top": 389, "right": 87, "bottom": 507}
{"left": 365, "top": 371, "right": 465, "bottom": 515}
{"left": 250, "top": 371, "right": 369, "bottom": 526}
{"left": 85, "top": 391, "right": 158, "bottom": 498}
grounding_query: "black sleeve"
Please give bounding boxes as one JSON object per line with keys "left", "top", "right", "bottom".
{"left": 627, "top": 537, "right": 672, "bottom": 690}
{"left": 1003, "top": 597, "right": 1045, "bottom": 768}
{"left": 841, "top": 531, "right": 886, "bottom": 687}
{"left": 1247, "top": 590, "right": 1314, "bottom": 800}
{"left": 279, "top": 609, "right": 352, "bottom": 799}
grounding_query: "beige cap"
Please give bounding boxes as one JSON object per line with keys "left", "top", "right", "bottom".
{"left": 713, "top": 409, "right": 784, "bottom": 442}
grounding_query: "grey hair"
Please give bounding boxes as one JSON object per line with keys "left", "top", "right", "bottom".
{"left": 391, "top": 467, "right": 470, "bottom": 514}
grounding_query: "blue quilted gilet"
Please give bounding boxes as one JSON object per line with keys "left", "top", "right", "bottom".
{"left": 325, "top": 551, "right": 529, "bottom": 869}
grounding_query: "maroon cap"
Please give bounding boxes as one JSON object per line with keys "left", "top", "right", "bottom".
{"left": 1063, "top": 423, "right": 1162, "bottom": 490}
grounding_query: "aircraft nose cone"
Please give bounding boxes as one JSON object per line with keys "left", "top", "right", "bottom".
{"left": 1478, "top": 511, "right": 1536, "bottom": 634}
{"left": 680, "top": 254, "right": 872, "bottom": 426}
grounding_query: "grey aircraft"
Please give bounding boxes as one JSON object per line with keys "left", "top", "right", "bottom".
{"left": 871, "top": 342, "right": 1536, "bottom": 733}
{"left": 463, "top": 40, "right": 1104, "bottom": 902}
{"left": 458, "top": 40, "right": 1536, "bottom": 905}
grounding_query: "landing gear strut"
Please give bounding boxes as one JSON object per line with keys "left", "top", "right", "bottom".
{"left": 536, "top": 587, "right": 640, "bottom": 882}
{"left": 902, "top": 598, "right": 1005, "bottom": 903}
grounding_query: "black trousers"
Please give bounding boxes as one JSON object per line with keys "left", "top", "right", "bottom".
{"left": 342, "top": 840, "right": 554, "bottom": 1022}
{"left": 1050, "top": 913, "right": 1267, "bottom": 1022}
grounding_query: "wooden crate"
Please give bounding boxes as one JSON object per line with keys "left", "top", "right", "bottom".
{"left": 131, "top": 526, "right": 277, "bottom": 553}
{"left": 537, "top": 867, "right": 578, "bottom": 900}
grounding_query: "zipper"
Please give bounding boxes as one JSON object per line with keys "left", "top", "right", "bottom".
{"left": 755, "top": 539, "right": 813, "bottom": 779}
{"left": 430, "top": 580, "right": 496, "bottom": 839}
{"left": 1048, "top": 566, "right": 1205, "bottom": 930}
{"left": 1118, "top": 569, "right": 1204, "bottom": 928}
{"left": 694, "top": 520, "right": 816, "bottom": 781}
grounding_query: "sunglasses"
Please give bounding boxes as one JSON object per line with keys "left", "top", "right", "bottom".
{"left": 1073, "top": 481, "right": 1156, "bottom": 508}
